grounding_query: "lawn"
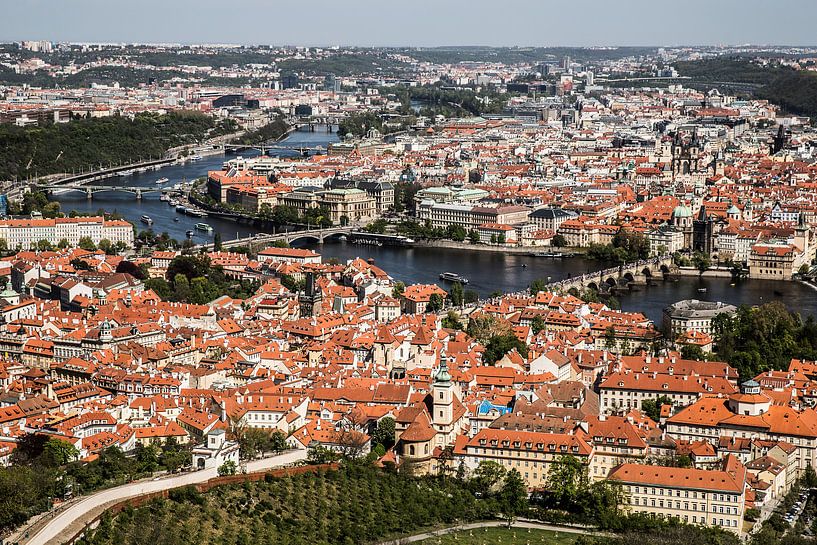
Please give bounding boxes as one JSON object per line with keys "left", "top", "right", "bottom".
{"left": 415, "top": 526, "right": 580, "bottom": 545}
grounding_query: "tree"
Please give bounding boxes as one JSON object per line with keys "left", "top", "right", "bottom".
{"left": 370, "top": 417, "right": 396, "bottom": 451}
{"left": 551, "top": 234, "right": 567, "bottom": 247}
{"left": 98, "top": 238, "right": 114, "bottom": 255}
{"left": 464, "top": 289, "right": 479, "bottom": 304}
{"left": 36, "top": 239, "right": 53, "bottom": 251}
{"left": 483, "top": 333, "right": 528, "bottom": 364}
{"left": 692, "top": 251, "right": 711, "bottom": 274}
{"left": 641, "top": 395, "right": 673, "bottom": 422}
{"left": 446, "top": 224, "right": 467, "bottom": 242}
{"left": 441, "top": 310, "right": 464, "bottom": 330}
{"left": 306, "top": 445, "right": 341, "bottom": 464}
{"left": 468, "top": 229, "right": 480, "bottom": 244}
{"left": 531, "top": 315, "right": 546, "bottom": 335}
{"left": 427, "top": 293, "right": 444, "bottom": 313}
{"left": 116, "top": 260, "right": 148, "bottom": 280}
{"left": 41, "top": 438, "right": 79, "bottom": 466}
{"left": 490, "top": 234, "right": 497, "bottom": 244}
{"left": 449, "top": 282, "right": 464, "bottom": 307}
{"left": 217, "top": 460, "right": 237, "bottom": 476}
{"left": 604, "top": 326, "right": 617, "bottom": 350}
{"left": 392, "top": 281, "right": 405, "bottom": 298}
{"left": 213, "top": 232, "right": 223, "bottom": 251}
{"left": 173, "top": 274, "right": 191, "bottom": 302}
{"left": 470, "top": 461, "right": 506, "bottom": 497}
{"left": 144, "top": 277, "right": 171, "bottom": 299}
{"left": 497, "top": 232, "right": 506, "bottom": 244}
{"left": 680, "top": 343, "right": 706, "bottom": 361}
{"left": 159, "top": 438, "right": 189, "bottom": 472}
{"left": 166, "top": 254, "right": 210, "bottom": 282}
{"left": 529, "top": 278, "right": 546, "bottom": 295}
{"left": 545, "top": 454, "right": 588, "bottom": 509}
{"left": 499, "top": 469, "right": 528, "bottom": 527}
{"left": 78, "top": 236, "right": 97, "bottom": 251}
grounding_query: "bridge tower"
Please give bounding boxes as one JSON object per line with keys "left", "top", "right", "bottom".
{"left": 135, "top": 189, "right": 142, "bottom": 200}
{"left": 86, "top": 188, "right": 93, "bottom": 200}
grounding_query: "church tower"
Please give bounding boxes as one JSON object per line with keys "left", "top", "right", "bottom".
{"left": 432, "top": 356, "right": 454, "bottom": 431}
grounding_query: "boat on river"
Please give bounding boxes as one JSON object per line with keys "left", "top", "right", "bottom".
{"left": 439, "top": 272, "right": 469, "bottom": 284}
{"left": 140, "top": 215, "right": 153, "bottom": 226}
{"left": 195, "top": 223, "right": 213, "bottom": 233}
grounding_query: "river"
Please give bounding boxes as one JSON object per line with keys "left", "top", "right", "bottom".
{"left": 49, "top": 125, "right": 817, "bottom": 323}
{"left": 50, "top": 125, "right": 339, "bottom": 242}
{"left": 295, "top": 240, "right": 817, "bottom": 324}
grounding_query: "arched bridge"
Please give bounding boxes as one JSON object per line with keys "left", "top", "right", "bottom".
{"left": 198, "top": 227, "right": 354, "bottom": 251}
{"left": 547, "top": 256, "right": 676, "bottom": 295}
{"left": 35, "top": 184, "right": 169, "bottom": 200}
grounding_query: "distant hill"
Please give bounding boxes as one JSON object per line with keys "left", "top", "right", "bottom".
{"left": 674, "top": 57, "right": 817, "bottom": 118}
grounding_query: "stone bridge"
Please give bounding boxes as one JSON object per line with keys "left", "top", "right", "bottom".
{"left": 199, "top": 227, "right": 354, "bottom": 251}
{"left": 547, "top": 256, "right": 676, "bottom": 295}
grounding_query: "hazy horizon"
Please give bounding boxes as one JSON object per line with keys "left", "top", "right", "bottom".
{"left": 3, "top": 0, "right": 817, "bottom": 48}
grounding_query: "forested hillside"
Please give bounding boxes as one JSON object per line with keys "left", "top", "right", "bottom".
{"left": 0, "top": 111, "right": 236, "bottom": 180}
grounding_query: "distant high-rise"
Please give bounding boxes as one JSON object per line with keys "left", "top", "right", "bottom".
{"left": 562, "top": 56, "right": 571, "bottom": 71}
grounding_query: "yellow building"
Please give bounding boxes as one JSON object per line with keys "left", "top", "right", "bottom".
{"left": 609, "top": 455, "right": 746, "bottom": 533}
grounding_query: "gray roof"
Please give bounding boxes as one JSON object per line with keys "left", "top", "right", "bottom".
{"left": 530, "top": 208, "right": 576, "bottom": 220}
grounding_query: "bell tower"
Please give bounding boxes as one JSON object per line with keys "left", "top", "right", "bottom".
{"left": 432, "top": 356, "right": 454, "bottom": 429}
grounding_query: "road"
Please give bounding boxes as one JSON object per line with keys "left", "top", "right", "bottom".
{"left": 22, "top": 449, "right": 306, "bottom": 545}
{"left": 375, "top": 519, "right": 600, "bottom": 545}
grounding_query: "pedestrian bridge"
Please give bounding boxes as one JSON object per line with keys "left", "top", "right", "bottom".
{"left": 547, "top": 256, "right": 676, "bottom": 295}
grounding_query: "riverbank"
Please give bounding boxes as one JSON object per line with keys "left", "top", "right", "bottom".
{"left": 675, "top": 266, "right": 734, "bottom": 278}
{"left": 411, "top": 239, "right": 586, "bottom": 256}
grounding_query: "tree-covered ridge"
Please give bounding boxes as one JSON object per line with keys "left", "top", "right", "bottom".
{"left": 0, "top": 111, "right": 236, "bottom": 180}
{"left": 673, "top": 57, "right": 817, "bottom": 119}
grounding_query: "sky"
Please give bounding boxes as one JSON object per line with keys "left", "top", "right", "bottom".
{"left": 1, "top": 0, "right": 816, "bottom": 47}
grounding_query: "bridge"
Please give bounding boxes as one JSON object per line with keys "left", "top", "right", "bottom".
{"left": 45, "top": 158, "right": 175, "bottom": 187}
{"left": 198, "top": 227, "right": 355, "bottom": 251}
{"left": 221, "top": 143, "right": 328, "bottom": 155}
{"left": 546, "top": 256, "right": 677, "bottom": 295}
{"left": 35, "top": 184, "right": 171, "bottom": 200}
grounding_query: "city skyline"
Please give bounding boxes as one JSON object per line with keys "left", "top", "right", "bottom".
{"left": 3, "top": 0, "right": 817, "bottom": 47}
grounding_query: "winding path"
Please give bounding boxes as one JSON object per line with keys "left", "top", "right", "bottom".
{"left": 18, "top": 450, "right": 306, "bottom": 545}
{"left": 376, "top": 520, "right": 600, "bottom": 545}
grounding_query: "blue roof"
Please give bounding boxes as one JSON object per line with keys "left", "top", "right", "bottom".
{"left": 477, "top": 399, "right": 512, "bottom": 416}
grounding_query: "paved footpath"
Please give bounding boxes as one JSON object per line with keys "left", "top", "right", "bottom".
{"left": 376, "top": 520, "right": 600, "bottom": 545}
{"left": 18, "top": 450, "right": 306, "bottom": 545}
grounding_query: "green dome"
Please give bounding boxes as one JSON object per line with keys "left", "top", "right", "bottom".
{"left": 672, "top": 205, "right": 692, "bottom": 218}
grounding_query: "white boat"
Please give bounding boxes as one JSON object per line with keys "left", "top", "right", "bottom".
{"left": 140, "top": 215, "right": 153, "bottom": 225}
{"left": 195, "top": 222, "right": 213, "bottom": 233}
{"left": 439, "top": 272, "right": 469, "bottom": 284}
{"left": 155, "top": 177, "right": 169, "bottom": 185}
{"left": 189, "top": 154, "right": 203, "bottom": 161}
{"left": 159, "top": 193, "right": 171, "bottom": 202}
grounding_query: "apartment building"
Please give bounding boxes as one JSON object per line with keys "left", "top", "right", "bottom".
{"left": 609, "top": 455, "right": 747, "bottom": 533}
{"left": 456, "top": 428, "right": 594, "bottom": 488}
{"left": 416, "top": 201, "right": 530, "bottom": 230}
{"left": 0, "top": 217, "right": 134, "bottom": 249}
{"left": 598, "top": 370, "right": 737, "bottom": 413}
